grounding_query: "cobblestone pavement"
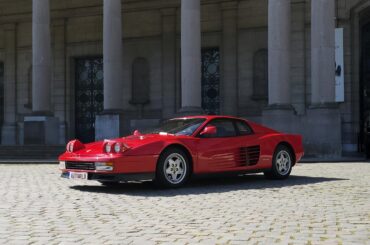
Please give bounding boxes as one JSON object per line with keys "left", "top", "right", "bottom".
{"left": 0, "top": 163, "right": 369, "bottom": 245}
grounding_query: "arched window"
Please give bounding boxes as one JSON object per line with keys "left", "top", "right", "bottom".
{"left": 130, "top": 57, "right": 150, "bottom": 105}
{"left": 252, "top": 49, "right": 268, "bottom": 100}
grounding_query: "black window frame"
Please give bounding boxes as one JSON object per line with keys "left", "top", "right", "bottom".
{"left": 196, "top": 118, "right": 237, "bottom": 138}
{"left": 233, "top": 119, "right": 254, "bottom": 136}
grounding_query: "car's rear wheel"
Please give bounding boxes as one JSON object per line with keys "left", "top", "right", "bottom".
{"left": 264, "top": 145, "right": 293, "bottom": 179}
{"left": 155, "top": 148, "right": 190, "bottom": 188}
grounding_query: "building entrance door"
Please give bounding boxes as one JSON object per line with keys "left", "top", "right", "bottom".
{"left": 0, "top": 63, "right": 3, "bottom": 141}
{"left": 361, "top": 22, "right": 370, "bottom": 157}
{"left": 201, "top": 48, "right": 220, "bottom": 115}
{"left": 75, "top": 58, "right": 104, "bottom": 143}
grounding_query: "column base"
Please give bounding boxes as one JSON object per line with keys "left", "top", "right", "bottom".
{"left": 178, "top": 106, "right": 204, "bottom": 116}
{"left": 304, "top": 106, "right": 342, "bottom": 158}
{"left": 262, "top": 103, "right": 342, "bottom": 159}
{"left": 1, "top": 123, "right": 17, "bottom": 145}
{"left": 95, "top": 112, "right": 130, "bottom": 141}
{"left": 24, "top": 116, "right": 59, "bottom": 145}
{"left": 262, "top": 104, "right": 296, "bottom": 133}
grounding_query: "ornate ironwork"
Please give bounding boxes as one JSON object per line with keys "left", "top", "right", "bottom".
{"left": 75, "top": 58, "right": 104, "bottom": 143}
{"left": 202, "top": 48, "right": 220, "bottom": 115}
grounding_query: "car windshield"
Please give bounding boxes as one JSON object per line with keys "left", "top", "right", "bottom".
{"left": 145, "top": 118, "right": 206, "bottom": 136}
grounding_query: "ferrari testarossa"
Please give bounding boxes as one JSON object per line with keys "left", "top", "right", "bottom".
{"left": 59, "top": 115, "right": 304, "bottom": 187}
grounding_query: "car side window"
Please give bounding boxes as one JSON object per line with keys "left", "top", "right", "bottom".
{"left": 235, "top": 120, "right": 254, "bottom": 136}
{"left": 201, "top": 119, "right": 237, "bottom": 138}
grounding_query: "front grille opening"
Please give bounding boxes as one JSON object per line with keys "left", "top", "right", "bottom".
{"left": 66, "top": 162, "right": 95, "bottom": 170}
{"left": 91, "top": 174, "right": 115, "bottom": 180}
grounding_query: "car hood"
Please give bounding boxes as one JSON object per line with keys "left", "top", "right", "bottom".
{"left": 75, "top": 133, "right": 177, "bottom": 154}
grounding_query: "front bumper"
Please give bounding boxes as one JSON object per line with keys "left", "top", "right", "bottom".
{"left": 61, "top": 171, "right": 155, "bottom": 182}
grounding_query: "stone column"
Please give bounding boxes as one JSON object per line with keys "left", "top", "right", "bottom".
{"left": 263, "top": 0, "right": 295, "bottom": 132}
{"left": 1, "top": 24, "right": 17, "bottom": 145}
{"left": 53, "top": 19, "right": 67, "bottom": 144}
{"left": 161, "top": 8, "right": 176, "bottom": 119}
{"left": 24, "top": 0, "right": 59, "bottom": 145}
{"left": 311, "top": 0, "right": 335, "bottom": 104}
{"left": 306, "top": 0, "right": 341, "bottom": 157}
{"left": 263, "top": 0, "right": 294, "bottom": 133}
{"left": 95, "top": 0, "right": 127, "bottom": 140}
{"left": 32, "top": 0, "right": 51, "bottom": 113}
{"left": 180, "top": 0, "right": 202, "bottom": 114}
{"left": 103, "top": 0, "right": 124, "bottom": 111}
{"left": 221, "top": 2, "right": 238, "bottom": 115}
{"left": 268, "top": 0, "right": 291, "bottom": 106}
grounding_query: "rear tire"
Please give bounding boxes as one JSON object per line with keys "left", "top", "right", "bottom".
{"left": 264, "top": 145, "right": 293, "bottom": 180}
{"left": 155, "top": 148, "right": 191, "bottom": 188}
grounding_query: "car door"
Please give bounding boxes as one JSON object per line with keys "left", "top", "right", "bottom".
{"left": 196, "top": 119, "right": 241, "bottom": 172}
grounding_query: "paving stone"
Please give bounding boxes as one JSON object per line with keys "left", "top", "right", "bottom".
{"left": 0, "top": 162, "right": 368, "bottom": 244}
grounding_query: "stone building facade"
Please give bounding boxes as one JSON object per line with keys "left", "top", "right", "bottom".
{"left": 0, "top": 0, "right": 369, "bottom": 158}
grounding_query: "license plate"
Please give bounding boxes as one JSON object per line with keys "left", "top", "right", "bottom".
{"left": 69, "top": 172, "right": 88, "bottom": 180}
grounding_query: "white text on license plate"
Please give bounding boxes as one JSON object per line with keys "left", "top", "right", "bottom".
{"left": 69, "top": 172, "right": 88, "bottom": 180}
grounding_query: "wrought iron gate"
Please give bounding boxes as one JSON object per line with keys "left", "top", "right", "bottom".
{"left": 201, "top": 48, "right": 220, "bottom": 115}
{"left": 75, "top": 58, "right": 104, "bottom": 143}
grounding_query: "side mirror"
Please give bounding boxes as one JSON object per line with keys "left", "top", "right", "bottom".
{"left": 200, "top": 126, "right": 217, "bottom": 136}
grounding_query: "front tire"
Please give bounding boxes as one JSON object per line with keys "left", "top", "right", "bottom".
{"left": 264, "top": 145, "right": 293, "bottom": 179}
{"left": 155, "top": 148, "right": 191, "bottom": 188}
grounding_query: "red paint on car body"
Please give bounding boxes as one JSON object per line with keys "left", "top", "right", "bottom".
{"left": 59, "top": 115, "right": 304, "bottom": 180}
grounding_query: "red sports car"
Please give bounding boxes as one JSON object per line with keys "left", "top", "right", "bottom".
{"left": 59, "top": 115, "right": 304, "bottom": 187}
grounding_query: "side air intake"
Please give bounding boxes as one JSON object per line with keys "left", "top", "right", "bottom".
{"left": 239, "top": 145, "right": 260, "bottom": 166}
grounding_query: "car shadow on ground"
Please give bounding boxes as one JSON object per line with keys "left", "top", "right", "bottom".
{"left": 69, "top": 174, "right": 347, "bottom": 197}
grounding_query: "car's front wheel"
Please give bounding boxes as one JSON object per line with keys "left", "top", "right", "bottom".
{"left": 156, "top": 148, "right": 190, "bottom": 188}
{"left": 264, "top": 145, "right": 293, "bottom": 179}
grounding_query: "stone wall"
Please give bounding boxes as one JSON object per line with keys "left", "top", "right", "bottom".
{"left": 0, "top": 0, "right": 367, "bottom": 158}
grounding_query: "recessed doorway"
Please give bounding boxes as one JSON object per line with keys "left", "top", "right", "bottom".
{"left": 75, "top": 58, "right": 104, "bottom": 143}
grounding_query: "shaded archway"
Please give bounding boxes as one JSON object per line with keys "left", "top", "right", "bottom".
{"left": 0, "top": 62, "right": 3, "bottom": 142}
{"left": 349, "top": 1, "right": 370, "bottom": 155}
{"left": 360, "top": 15, "right": 370, "bottom": 156}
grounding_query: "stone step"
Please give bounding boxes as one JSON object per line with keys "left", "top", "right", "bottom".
{"left": 0, "top": 145, "right": 65, "bottom": 160}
